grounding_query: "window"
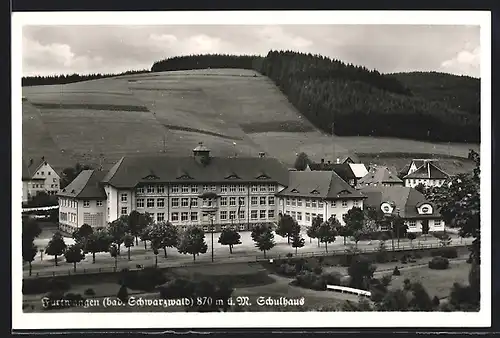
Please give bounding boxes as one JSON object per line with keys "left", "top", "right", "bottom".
{"left": 182, "top": 185, "right": 189, "bottom": 193}
{"left": 121, "top": 207, "right": 128, "bottom": 215}
{"left": 291, "top": 211, "right": 296, "bottom": 219}
{"left": 251, "top": 197, "right": 258, "bottom": 206}
{"left": 433, "top": 220, "right": 441, "bottom": 227}
{"left": 191, "top": 212, "right": 198, "bottom": 221}
{"left": 229, "top": 197, "right": 236, "bottom": 206}
{"left": 238, "top": 185, "right": 245, "bottom": 192}
{"left": 83, "top": 200, "right": 90, "bottom": 207}
{"left": 171, "top": 185, "right": 179, "bottom": 193}
{"left": 229, "top": 211, "right": 236, "bottom": 219}
{"left": 53, "top": 178, "right": 57, "bottom": 182}
{"left": 251, "top": 185, "right": 258, "bottom": 192}
{"left": 292, "top": 199, "right": 297, "bottom": 206}
{"left": 190, "top": 198, "right": 198, "bottom": 207}
{"left": 48, "top": 171, "right": 51, "bottom": 175}
{"left": 268, "top": 210, "right": 275, "bottom": 218}
{"left": 181, "top": 198, "right": 189, "bottom": 207}
{"left": 383, "top": 205, "right": 391, "bottom": 213}
{"left": 157, "top": 213, "right": 165, "bottom": 222}
{"left": 238, "top": 197, "right": 245, "bottom": 206}
{"left": 239, "top": 209, "right": 245, "bottom": 219}
{"left": 268, "top": 185, "right": 275, "bottom": 192}
{"left": 312, "top": 213, "right": 317, "bottom": 218}
{"left": 96, "top": 200, "right": 103, "bottom": 207}
{"left": 157, "top": 198, "right": 165, "bottom": 208}
{"left": 260, "top": 210, "right": 266, "bottom": 219}
{"left": 221, "top": 185, "right": 228, "bottom": 193}
{"left": 251, "top": 210, "right": 258, "bottom": 219}
{"left": 203, "top": 185, "right": 209, "bottom": 191}
{"left": 409, "top": 220, "right": 417, "bottom": 228}
{"left": 191, "top": 185, "right": 198, "bottom": 193}
{"left": 286, "top": 199, "right": 290, "bottom": 206}
{"left": 211, "top": 185, "right": 216, "bottom": 191}
{"left": 286, "top": 210, "right": 291, "bottom": 215}
{"left": 147, "top": 185, "right": 155, "bottom": 194}
{"left": 342, "top": 200, "right": 348, "bottom": 208}
{"left": 182, "top": 225, "right": 187, "bottom": 231}
{"left": 260, "top": 185, "right": 267, "bottom": 192}
{"left": 41, "top": 171, "right": 44, "bottom": 175}
{"left": 136, "top": 198, "right": 145, "bottom": 208}
{"left": 147, "top": 198, "right": 155, "bottom": 208}
{"left": 171, "top": 212, "right": 179, "bottom": 221}
{"left": 311, "top": 200, "right": 317, "bottom": 208}
{"left": 422, "top": 206, "right": 430, "bottom": 213}
{"left": 239, "top": 224, "right": 246, "bottom": 231}
{"left": 229, "top": 185, "right": 237, "bottom": 193}
{"left": 353, "top": 200, "right": 359, "bottom": 207}
{"left": 220, "top": 197, "right": 227, "bottom": 206}
{"left": 220, "top": 211, "right": 228, "bottom": 220}
{"left": 306, "top": 200, "right": 311, "bottom": 208}
{"left": 203, "top": 225, "right": 209, "bottom": 232}
{"left": 171, "top": 198, "right": 179, "bottom": 208}
{"left": 157, "top": 186, "right": 165, "bottom": 194}
{"left": 137, "top": 187, "right": 144, "bottom": 194}
{"left": 318, "top": 201, "right": 324, "bottom": 208}
{"left": 181, "top": 212, "right": 189, "bottom": 222}
{"left": 297, "top": 199, "right": 302, "bottom": 207}
{"left": 260, "top": 197, "right": 266, "bottom": 206}
{"left": 268, "top": 196, "right": 275, "bottom": 206}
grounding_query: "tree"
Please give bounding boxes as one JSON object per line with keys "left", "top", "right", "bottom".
{"left": 85, "top": 229, "right": 113, "bottom": 263}
{"left": 45, "top": 232, "right": 67, "bottom": 266}
{"left": 294, "top": 152, "right": 311, "bottom": 171}
{"left": 343, "top": 207, "right": 365, "bottom": 238}
{"left": 306, "top": 222, "right": 319, "bottom": 245}
{"left": 348, "top": 258, "right": 376, "bottom": 290}
{"left": 407, "top": 232, "right": 417, "bottom": 247}
{"left": 408, "top": 282, "right": 434, "bottom": 311}
{"left": 351, "top": 230, "right": 364, "bottom": 249}
{"left": 72, "top": 223, "right": 93, "bottom": 247}
{"left": 391, "top": 214, "right": 408, "bottom": 247}
{"left": 309, "top": 216, "right": 323, "bottom": 247}
{"left": 109, "top": 244, "right": 119, "bottom": 270}
{"left": 275, "top": 214, "right": 296, "bottom": 244}
{"left": 290, "top": 222, "right": 305, "bottom": 254}
{"left": 107, "top": 216, "right": 128, "bottom": 254}
{"left": 149, "top": 221, "right": 179, "bottom": 258}
{"left": 60, "top": 162, "right": 93, "bottom": 189}
{"left": 128, "top": 211, "right": 152, "bottom": 246}
{"left": 317, "top": 217, "right": 339, "bottom": 253}
{"left": 177, "top": 226, "right": 208, "bottom": 262}
{"left": 140, "top": 226, "right": 151, "bottom": 250}
{"left": 22, "top": 239, "right": 37, "bottom": 276}
{"left": 64, "top": 244, "right": 85, "bottom": 272}
{"left": 251, "top": 224, "right": 275, "bottom": 258}
{"left": 218, "top": 228, "right": 242, "bottom": 254}
{"left": 336, "top": 224, "right": 351, "bottom": 246}
{"left": 123, "top": 233, "right": 135, "bottom": 261}
{"left": 22, "top": 217, "right": 42, "bottom": 242}
{"left": 414, "top": 183, "right": 426, "bottom": 194}
{"left": 152, "top": 243, "right": 160, "bottom": 268}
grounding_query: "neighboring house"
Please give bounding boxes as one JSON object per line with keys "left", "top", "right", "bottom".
{"left": 22, "top": 157, "right": 61, "bottom": 202}
{"left": 403, "top": 159, "right": 449, "bottom": 188}
{"left": 305, "top": 160, "right": 358, "bottom": 187}
{"left": 360, "top": 186, "right": 445, "bottom": 233}
{"left": 57, "top": 170, "right": 108, "bottom": 233}
{"left": 358, "top": 165, "right": 404, "bottom": 187}
{"left": 276, "top": 170, "right": 366, "bottom": 227}
{"left": 348, "top": 163, "right": 368, "bottom": 182}
{"left": 60, "top": 143, "right": 290, "bottom": 232}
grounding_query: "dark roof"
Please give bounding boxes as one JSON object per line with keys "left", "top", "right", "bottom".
{"left": 277, "top": 171, "right": 365, "bottom": 200}
{"left": 360, "top": 186, "right": 441, "bottom": 219}
{"left": 22, "top": 157, "right": 48, "bottom": 180}
{"left": 57, "top": 170, "right": 107, "bottom": 199}
{"left": 307, "top": 162, "right": 357, "bottom": 182}
{"left": 358, "top": 166, "right": 403, "bottom": 185}
{"left": 404, "top": 161, "right": 449, "bottom": 179}
{"left": 102, "top": 155, "right": 290, "bottom": 188}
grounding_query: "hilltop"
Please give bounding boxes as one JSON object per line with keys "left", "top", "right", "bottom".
{"left": 21, "top": 53, "right": 479, "bottom": 173}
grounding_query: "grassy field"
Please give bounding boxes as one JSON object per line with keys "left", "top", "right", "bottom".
{"left": 21, "top": 68, "right": 478, "bottom": 172}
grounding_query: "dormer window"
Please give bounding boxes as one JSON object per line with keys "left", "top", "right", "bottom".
{"left": 418, "top": 203, "right": 433, "bottom": 215}
{"left": 310, "top": 189, "right": 320, "bottom": 195}
{"left": 291, "top": 188, "right": 299, "bottom": 193}
{"left": 380, "top": 202, "right": 394, "bottom": 214}
{"left": 383, "top": 206, "right": 391, "bottom": 213}
{"left": 422, "top": 206, "right": 429, "bottom": 213}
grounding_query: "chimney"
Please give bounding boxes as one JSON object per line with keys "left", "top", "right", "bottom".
{"left": 193, "top": 142, "right": 211, "bottom": 165}
{"left": 258, "top": 152, "right": 266, "bottom": 158}
{"left": 336, "top": 158, "right": 340, "bottom": 164}
{"left": 321, "top": 158, "right": 325, "bottom": 163}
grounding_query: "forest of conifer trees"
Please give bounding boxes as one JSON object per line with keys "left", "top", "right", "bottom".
{"left": 22, "top": 51, "right": 480, "bottom": 143}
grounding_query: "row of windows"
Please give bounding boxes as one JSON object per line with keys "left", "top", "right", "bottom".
{"left": 149, "top": 209, "right": 276, "bottom": 223}
{"left": 135, "top": 196, "right": 276, "bottom": 208}
{"left": 61, "top": 199, "right": 77, "bottom": 208}
{"left": 60, "top": 212, "right": 77, "bottom": 223}
{"left": 134, "top": 184, "right": 276, "bottom": 195}
{"left": 36, "top": 171, "right": 52, "bottom": 176}
{"left": 284, "top": 198, "right": 356, "bottom": 208}
{"left": 286, "top": 210, "right": 324, "bottom": 222}
{"left": 83, "top": 200, "right": 103, "bottom": 207}
{"left": 407, "top": 220, "right": 442, "bottom": 228}
{"left": 407, "top": 179, "right": 444, "bottom": 185}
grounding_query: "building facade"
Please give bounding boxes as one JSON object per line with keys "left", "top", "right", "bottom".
{"left": 276, "top": 170, "right": 366, "bottom": 227}
{"left": 360, "top": 186, "right": 445, "bottom": 233}
{"left": 22, "top": 157, "right": 61, "bottom": 203}
{"left": 358, "top": 165, "right": 404, "bottom": 188}
{"left": 59, "top": 144, "right": 290, "bottom": 232}
{"left": 403, "top": 159, "right": 449, "bottom": 188}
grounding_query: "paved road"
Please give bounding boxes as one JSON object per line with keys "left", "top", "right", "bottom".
{"left": 23, "top": 235, "right": 472, "bottom": 278}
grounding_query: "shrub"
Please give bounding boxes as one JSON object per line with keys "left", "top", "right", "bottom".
{"left": 286, "top": 253, "right": 293, "bottom": 258}
{"left": 48, "top": 278, "right": 71, "bottom": 293}
{"left": 84, "top": 288, "right": 95, "bottom": 296}
{"left": 64, "top": 292, "right": 85, "bottom": 303}
{"left": 431, "top": 247, "right": 458, "bottom": 259}
{"left": 340, "top": 275, "right": 351, "bottom": 287}
{"left": 413, "top": 252, "right": 422, "bottom": 259}
{"left": 23, "top": 278, "right": 71, "bottom": 295}
{"left": 117, "top": 285, "right": 129, "bottom": 302}
{"left": 119, "top": 267, "right": 167, "bottom": 291}
{"left": 400, "top": 255, "right": 408, "bottom": 264}
{"left": 432, "top": 296, "right": 440, "bottom": 307}
{"left": 277, "top": 263, "right": 297, "bottom": 277}
{"left": 313, "top": 266, "right": 323, "bottom": 275}
{"left": 403, "top": 278, "right": 412, "bottom": 290}
{"left": 321, "top": 272, "right": 343, "bottom": 286}
{"left": 393, "top": 267, "right": 401, "bottom": 276}
{"left": 339, "top": 254, "right": 356, "bottom": 267}
{"left": 390, "top": 256, "right": 399, "bottom": 263}
{"left": 159, "top": 278, "right": 195, "bottom": 299}
{"left": 429, "top": 257, "right": 449, "bottom": 270}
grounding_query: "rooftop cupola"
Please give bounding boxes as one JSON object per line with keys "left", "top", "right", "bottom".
{"left": 193, "top": 142, "right": 211, "bottom": 165}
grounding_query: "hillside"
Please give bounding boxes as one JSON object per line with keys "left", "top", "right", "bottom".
{"left": 21, "top": 67, "right": 478, "bottom": 174}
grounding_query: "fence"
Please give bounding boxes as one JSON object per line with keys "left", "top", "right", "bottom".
{"left": 24, "top": 239, "right": 472, "bottom": 279}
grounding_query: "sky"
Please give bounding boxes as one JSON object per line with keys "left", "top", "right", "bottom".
{"left": 22, "top": 25, "right": 481, "bottom": 78}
